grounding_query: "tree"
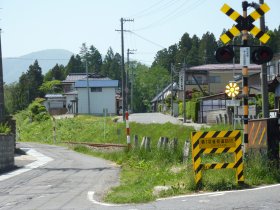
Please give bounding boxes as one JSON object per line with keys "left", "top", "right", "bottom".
{"left": 101, "top": 47, "right": 121, "bottom": 80}
{"left": 175, "top": 32, "right": 193, "bottom": 63}
{"left": 39, "top": 80, "right": 62, "bottom": 94}
{"left": 186, "top": 35, "right": 200, "bottom": 66}
{"left": 4, "top": 82, "right": 22, "bottom": 114}
{"left": 18, "top": 60, "right": 44, "bottom": 109}
{"left": 198, "top": 32, "right": 218, "bottom": 64}
{"left": 44, "top": 64, "right": 66, "bottom": 81}
{"left": 65, "top": 54, "right": 84, "bottom": 74}
{"left": 133, "top": 64, "right": 170, "bottom": 112}
{"left": 79, "top": 43, "right": 103, "bottom": 74}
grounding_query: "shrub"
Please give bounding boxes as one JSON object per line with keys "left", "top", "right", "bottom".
{"left": 28, "top": 98, "right": 50, "bottom": 122}
{"left": 0, "top": 123, "right": 11, "bottom": 134}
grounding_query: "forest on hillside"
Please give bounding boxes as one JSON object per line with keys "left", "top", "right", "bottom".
{"left": 4, "top": 26, "right": 280, "bottom": 114}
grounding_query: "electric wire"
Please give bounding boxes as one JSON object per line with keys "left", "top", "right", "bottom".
{"left": 130, "top": 31, "right": 165, "bottom": 49}
{"left": 128, "top": 0, "right": 180, "bottom": 19}
{"left": 133, "top": 0, "right": 206, "bottom": 32}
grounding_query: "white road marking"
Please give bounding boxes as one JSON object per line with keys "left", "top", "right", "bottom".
{"left": 87, "top": 191, "right": 128, "bottom": 207}
{"left": 158, "top": 183, "right": 280, "bottom": 202}
{"left": 0, "top": 148, "right": 53, "bottom": 182}
{"left": 88, "top": 184, "right": 280, "bottom": 206}
{"left": 208, "top": 192, "right": 225, "bottom": 197}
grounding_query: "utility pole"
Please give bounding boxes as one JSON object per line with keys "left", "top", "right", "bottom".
{"left": 0, "top": 29, "right": 5, "bottom": 122}
{"left": 85, "top": 61, "right": 90, "bottom": 114}
{"left": 116, "top": 18, "right": 134, "bottom": 121}
{"left": 127, "top": 48, "right": 136, "bottom": 113}
{"left": 259, "top": 0, "right": 269, "bottom": 118}
{"left": 171, "top": 64, "right": 174, "bottom": 116}
{"left": 183, "top": 62, "right": 187, "bottom": 123}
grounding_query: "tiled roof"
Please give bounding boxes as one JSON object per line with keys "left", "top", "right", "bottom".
{"left": 45, "top": 94, "right": 65, "bottom": 98}
{"left": 189, "top": 64, "right": 261, "bottom": 71}
{"left": 62, "top": 73, "right": 110, "bottom": 83}
{"left": 75, "top": 80, "right": 118, "bottom": 88}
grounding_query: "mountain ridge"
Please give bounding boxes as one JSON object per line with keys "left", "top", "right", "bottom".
{"left": 3, "top": 49, "right": 74, "bottom": 84}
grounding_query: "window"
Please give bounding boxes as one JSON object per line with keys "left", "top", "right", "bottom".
{"left": 209, "top": 76, "right": 221, "bottom": 83}
{"left": 91, "top": 87, "right": 102, "bottom": 92}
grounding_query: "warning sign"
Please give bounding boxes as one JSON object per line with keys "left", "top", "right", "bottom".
{"left": 199, "top": 137, "right": 236, "bottom": 149}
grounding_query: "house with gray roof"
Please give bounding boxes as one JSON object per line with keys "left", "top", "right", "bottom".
{"left": 74, "top": 79, "right": 119, "bottom": 115}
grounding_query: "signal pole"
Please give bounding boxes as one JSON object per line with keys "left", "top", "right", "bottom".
{"left": 242, "top": 1, "right": 249, "bottom": 154}
{"left": 259, "top": 0, "right": 269, "bottom": 118}
{"left": 116, "top": 18, "right": 134, "bottom": 121}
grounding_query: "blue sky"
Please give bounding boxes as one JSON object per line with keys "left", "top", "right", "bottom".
{"left": 1, "top": 0, "right": 280, "bottom": 66}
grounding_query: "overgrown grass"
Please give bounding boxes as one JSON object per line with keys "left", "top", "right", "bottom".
{"left": 15, "top": 112, "right": 280, "bottom": 203}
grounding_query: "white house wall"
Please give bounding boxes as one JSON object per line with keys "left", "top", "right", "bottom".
{"left": 77, "top": 88, "right": 116, "bottom": 115}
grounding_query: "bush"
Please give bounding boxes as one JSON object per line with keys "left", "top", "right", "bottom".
{"left": 0, "top": 123, "right": 11, "bottom": 134}
{"left": 28, "top": 98, "right": 50, "bottom": 122}
{"left": 186, "top": 101, "right": 199, "bottom": 122}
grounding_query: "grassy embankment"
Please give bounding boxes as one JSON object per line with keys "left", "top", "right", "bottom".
{"left": 15, "top": 112, "right": 280, "bottom": 203}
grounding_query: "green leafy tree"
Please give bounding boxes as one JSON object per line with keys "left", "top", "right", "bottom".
{"left": 186, "top": 35, "right": 200, "bottom": 66}
{"left": 18, "top": 60, "right": 44, "bottom": 109}
{"left": 198, "top": 32, "right": 218, "bottom": 64}
{"left": 79, "top": 43, "right": 103, "bottom": 74}
{"left": 44, "top": 64, "right": 66, "bottom": 82}
{"left": 65, "top": 54, "right": 84, "bottom": 74}
{"left": 39, "top": 80, "right": 62, "bottom": 94}
{"left": 101, "top": 47, "right": 121, "bottom": 80}
{"left": 133, "top": 64, "right": 170, "bottom": 112}
{"left": 4, "top": 82, "right": 22, "bottom": 114}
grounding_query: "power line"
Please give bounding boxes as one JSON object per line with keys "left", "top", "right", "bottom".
{"left": 133, "top": 0, "right": 206, "bottom": 31}
{"left": 129, "top": 0, "right": 180, "bottom": 19}
{"left": 130, "top": 31, "right": 165, "bottom": 49}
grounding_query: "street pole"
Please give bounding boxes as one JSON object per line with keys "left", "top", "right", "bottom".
{"left": 127, "top": 49, "right": 136, "bottom": 113}
{"left": 242, "top": 1, "right": 249, "bottom": 154}
{"left": 86, "top": 61, "right": 90, "bottom": 114}
{"left": 131, "top": 67, "right": 134, "bottom": 113}
{"left": 0, "top": 29, "right": 5, "bottom": 122}
{"left": 259, "top": 0, "right": 269, "bottom": 118}
{"left": 126, "top": 49, "right": 129, "bottom": 112}
{"left": 171, "top": 64, "right": 174, "bottom": 116}
{"left": 120, "top": 18, "right": 125, "bottom": 121}
{"left": 183, "top": 62, "right": 186, "bottom": 123}
{"left": 117, "top": 18, "right": 134, "bottom": 121}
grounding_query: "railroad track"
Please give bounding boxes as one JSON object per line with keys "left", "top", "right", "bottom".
{"left": 63, "top": 141, "right": 127, "bottom": 148}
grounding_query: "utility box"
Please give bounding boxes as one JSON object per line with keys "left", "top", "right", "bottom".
{"left": 248, "top": 118, "right": 279, "bottom": 161}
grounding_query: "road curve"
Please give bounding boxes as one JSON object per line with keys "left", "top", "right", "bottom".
{"left": 0, "top": 143, "right": 120, "bottom": 210}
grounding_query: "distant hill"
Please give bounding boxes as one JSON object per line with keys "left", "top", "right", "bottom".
{"left": 3, "top": 49, "right": 74, "bottom": 84}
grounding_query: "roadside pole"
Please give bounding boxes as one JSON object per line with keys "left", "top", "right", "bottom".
{"left": 52, "top": 116, "right": 56, "bottom": 144}
{"left": 242, "top": 1, "right": 249, "bottom": 154}
{"left": 125, "top": 111, "right": 131, "bottom": 150}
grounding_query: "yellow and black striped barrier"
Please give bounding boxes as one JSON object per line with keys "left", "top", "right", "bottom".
{"left": 191, "top": 130, "right": 244, "bottom": 185}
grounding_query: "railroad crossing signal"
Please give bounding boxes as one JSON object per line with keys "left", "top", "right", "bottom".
{"left": 220, "top": 3, "right": 270, "bottom": 44}
{"left": 225, "top": 82, "right": 240, "bottom": 98}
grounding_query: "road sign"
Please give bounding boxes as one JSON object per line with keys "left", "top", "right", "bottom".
{"left": 240, "top": 47, "right": 250, "bottom": 66}
{"left": 199, "top": 137, "right": 236, "bottom": 149}
{"left": 220, "top": 3, "right": 270, "bottom": 44}
{"left": 225, "top": 82, "right": 240, "bottom": 98}
{"left": 226, "top": 100, "right": 240, "bottom": 107}
{"left": 191, "top": 130, "right": 244, "bottom": 185}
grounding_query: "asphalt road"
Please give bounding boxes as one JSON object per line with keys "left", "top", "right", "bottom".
{"left": 1, "top": 143, "right": 280, "bottom": 210}
{"left": 0, "top": 143, "right": 120, "bottom": 210}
